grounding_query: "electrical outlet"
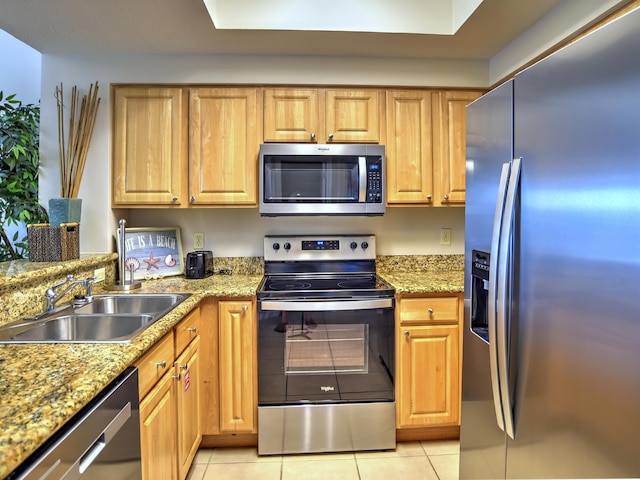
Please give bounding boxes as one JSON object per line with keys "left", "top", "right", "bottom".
{"left": 94, "top": 267, "right": 106, "bottom": 283}
{"left": 193, "top": 232, "right": 204, "bottom": 249}
{"left": 440, "top": 228, "right": 452, "bottom": 245}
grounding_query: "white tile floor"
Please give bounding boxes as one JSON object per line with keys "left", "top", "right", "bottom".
{"left": 187, "top": 440, "right": 460, "bottom": 480}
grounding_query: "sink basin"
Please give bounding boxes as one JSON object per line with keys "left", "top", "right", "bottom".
{"left": 0, "top": 293, "right": 191, "bottom": 343}
{"left": 73, "top": 294, "right": 189, "bottom": 315}
{"left": 8, "top": 314, "right": 156, "bottom": 342}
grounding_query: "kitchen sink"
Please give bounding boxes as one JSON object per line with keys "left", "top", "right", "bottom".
{"left": 0, "top": 293, "right": 191, "bottom": 343}
{"left": 73, "top": 294, "right": 189, "bottom": 315}
{"left": 7, "top": 314, "right": 156, "bottom": 342}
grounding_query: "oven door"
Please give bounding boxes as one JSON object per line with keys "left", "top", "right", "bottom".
{"left": 258, "top": 298, "right": 394, "bottom": 405}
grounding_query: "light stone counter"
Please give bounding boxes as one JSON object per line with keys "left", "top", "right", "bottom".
{"left": 0, "top": 253, "right": 462, "bottom": 478}
{"left": 0, "top": 255, "right": 261, "bottom": 479}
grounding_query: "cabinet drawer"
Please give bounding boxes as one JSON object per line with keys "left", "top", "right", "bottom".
{"left": 175, "top": 307, "right": 201, "bottom": 355}
{"left": 399, "top": 296, "right": 459, "bottom": 324}
{"left": 135, "top": 332, "right": 175, "bottom": 398}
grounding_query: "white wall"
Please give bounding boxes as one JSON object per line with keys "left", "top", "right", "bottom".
{"left": 0, "top": 30, "right": 41, "bottom": 104}
{"left": 39, "top": 53, "right": 483, "bottom": 256}
{"left": 0, "top": 30, "right": 41, "bottom": 251}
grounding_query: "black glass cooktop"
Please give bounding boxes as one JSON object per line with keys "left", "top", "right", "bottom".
{"left": 258, "top": 274, "right": 394, "bottom": 298}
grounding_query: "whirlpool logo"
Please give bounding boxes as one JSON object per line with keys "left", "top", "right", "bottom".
{"left": 320, "top": 386, "right": 335, "bottom": 392}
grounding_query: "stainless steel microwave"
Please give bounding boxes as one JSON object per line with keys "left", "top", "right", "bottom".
{"left": 259, "top": 143, "right": 386, "bottom": 216}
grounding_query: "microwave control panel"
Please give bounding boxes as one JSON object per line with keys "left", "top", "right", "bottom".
{"left": 366, "top": 158, "right": 383, "bottom": 203}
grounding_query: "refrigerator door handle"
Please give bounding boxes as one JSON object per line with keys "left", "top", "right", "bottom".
{"left": 496, "top": 157, "right": 521, "bottom": 440}
{"left": 488, "top": 161, "right": 512, "bottom": 433}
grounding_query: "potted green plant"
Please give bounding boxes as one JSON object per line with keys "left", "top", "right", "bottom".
{"left": 0, "top": 92, "right": 48, "bottom": 261}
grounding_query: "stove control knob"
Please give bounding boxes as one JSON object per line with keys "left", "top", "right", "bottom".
{"left": 361, "top": 241, "right": 369, "bottom": 250}
{"left": 284, "top": 242, "right": 291, "bottom": 251}
{"left": 350, "top": 241, "right": 358, "bottom": 250}
{"left": 272, "top": 242, "right": 280, "bottom": 251}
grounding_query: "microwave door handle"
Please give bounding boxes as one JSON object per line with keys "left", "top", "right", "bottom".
{"left": 489, "top": 161, "right": 511, "bottom": 433}
{"left": 358, "top": 156, "right": 367, "bottom": 202}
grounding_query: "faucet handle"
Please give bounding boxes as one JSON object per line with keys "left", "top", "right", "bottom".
{"left": 53, "top": 274, "right": 75, "bottom": 289}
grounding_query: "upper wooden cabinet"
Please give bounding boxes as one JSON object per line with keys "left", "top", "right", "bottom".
{"left": 433, "top": 90, "right": 483, "bottom": 205}
{"left": 386, "top": 90, "right": 434, "bottom": 205}
{"left": 112, "top": 86, "right": 260, "bottom": 207}
{"left": 112, "top": 87, "right": 188, "bottom": 206}
{"left": 263, "top": 88, "right": 382, "bottom": 143}
{"left": 189, "top": 88, "right": 260, "bottom": 206}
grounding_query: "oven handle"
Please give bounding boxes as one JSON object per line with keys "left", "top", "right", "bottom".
{"left": 260, "top": 298, "right": 394, "bottom": 311}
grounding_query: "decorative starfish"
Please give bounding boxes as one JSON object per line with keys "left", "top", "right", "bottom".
{"left": 143, "top": 252, "right": 161, "bottom": 271}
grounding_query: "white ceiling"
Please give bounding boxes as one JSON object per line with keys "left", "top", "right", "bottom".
{"left": 0, "top": 0, "right": 565, "bottom": 60}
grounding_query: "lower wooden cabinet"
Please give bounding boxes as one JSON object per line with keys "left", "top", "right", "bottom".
{"left": 396, "top": 294, "right": 463, "bottom": 429}
{"left": 136, "top": 306, "right": 201, "bottom": 480}
{"left": 218, "top": 300, "right": 257, "bottom": 433}
{"left": 140, "top": 367, "right": 178, "bottom": 480}
{"left": 176, "top": 336, "right": 201, "bottom": 480}
{"left": 200, "top": 297, "right": 257, "bottom": 439}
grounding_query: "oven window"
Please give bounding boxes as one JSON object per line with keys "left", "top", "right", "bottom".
{"left": 258, "top": 307, "right": 394, "bottom": 404}
{"left": 285, "top": 323, "right": 368, "bottom": 374}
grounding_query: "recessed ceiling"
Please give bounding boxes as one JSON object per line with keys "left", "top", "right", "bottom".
{"left": 0, "top": 0, "right": 564, "bottom": 60}
{"left": 204, "top": 0, "right": 483, "bottom": 35}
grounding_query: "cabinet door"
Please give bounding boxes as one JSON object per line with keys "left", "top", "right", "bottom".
{"left": 434, "top": 90, "right": 483, "bottom": 205}
{"left": 386, "top": 90, "right": 434, "bottom": 204}
{"left": 176, "top": 336, "right": 201, "bottom": 480}
{"left": 263, "top": 88, "right": 319, "bottom": 142}
{"left": 140, "top": 371, "right": 178, "bottom": 480}
{"left": 113, "top": 87, "right": 187, "bottom": 206}
{"left": 189, "top": 88, "right": 260, "bottom": 205}
{"left": 324, "top": 89, "right": 381, "bottom": 143}
{"left": 218, "top": 300, "right": 256, "bottom": 433}
{"left": 397, "top": 324, "right": 460, "bottom": 427}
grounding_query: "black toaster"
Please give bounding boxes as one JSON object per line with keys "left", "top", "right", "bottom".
{"left": 185, "top": 250, "right": 214, "bottom": 279}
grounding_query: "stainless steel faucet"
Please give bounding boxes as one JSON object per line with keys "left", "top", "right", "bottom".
{"left": 44, "top": 274, "right": 96, "bottom": 313}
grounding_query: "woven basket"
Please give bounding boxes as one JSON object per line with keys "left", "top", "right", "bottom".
{"left": 27, "top": 223, "right": 80, "bottom": 262}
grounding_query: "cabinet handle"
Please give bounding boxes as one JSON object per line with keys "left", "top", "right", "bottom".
{"left": 172, "top": 373, "right": 182, "bottom": 380}
{"left": 310, "top": 133, "right": 316, "bottom": 140}
{"left": 187, "top": 327, "right": 197, "bottom": 333}
{"left": 328, "top": 133, "right": 334, "bottom": 140}
{"left": 242, "top": 305, "right": 248, "bottom": 311}
{"left": 190, "top": 195, "right": 196, "bottom": 203}
{"left": 428, "top": 308, "right": 434, "bottom": 314}
{"left": 404, "top": 331, "right": 410, "bottom": 337}
{"left": 443, "top": 194, "right": 449, "bottom": 200}
{"left": 171, "top": 196, "right": 178, "bottom": 202}
{"left": 156, "top": 360, "right": 167, "bottom": 369}
{"left": 179, "top": 363, "right": 189, "bottom": 370}
{"left": 426, "top": 195, "right": 432, "bottom": 201}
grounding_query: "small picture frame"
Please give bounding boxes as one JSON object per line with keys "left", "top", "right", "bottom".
{"left": 117, "top": 227, "right": 184, "bottom": 281}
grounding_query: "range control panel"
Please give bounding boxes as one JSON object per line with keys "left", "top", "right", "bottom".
{"left": 264, "top": 235, "right": 376, "bottom": 262}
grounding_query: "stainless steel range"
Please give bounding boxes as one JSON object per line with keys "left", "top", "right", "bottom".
{"left": 257, "top": 234, "right": 396, "bottom": 455}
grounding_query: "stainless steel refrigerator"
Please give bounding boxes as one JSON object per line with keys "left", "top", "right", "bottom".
{"left": 460, "top": 7, "right": 640, "bottom": 479}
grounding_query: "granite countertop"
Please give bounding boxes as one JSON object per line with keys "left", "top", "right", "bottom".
{"left": 0, "top": 255, "right": 462, "bottom": 479}
{"left": 0, "top": 273, "right": 262, "bottom": 480}
{"left": 380, "top": 270, "right": 463, "bottom": 294}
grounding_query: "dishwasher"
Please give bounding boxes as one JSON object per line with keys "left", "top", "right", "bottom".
{"left": 8, "top": 367, "right": 142, "bottom": 480}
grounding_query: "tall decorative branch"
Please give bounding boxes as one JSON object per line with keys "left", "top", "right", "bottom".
{"left": 55, "top": 81, "right": 101, "bottom": 198}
